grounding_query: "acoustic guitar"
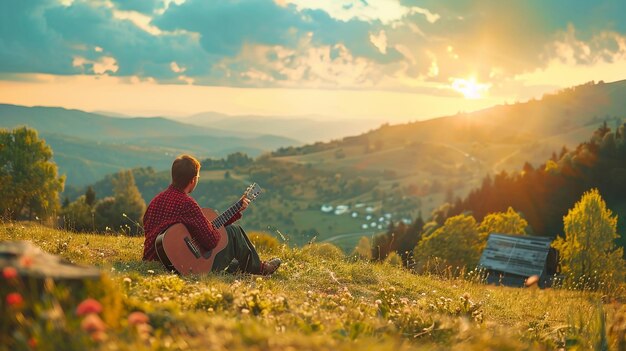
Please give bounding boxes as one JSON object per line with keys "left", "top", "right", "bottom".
{"left": 154, "top": 183, "right": 262, "bottom": 275}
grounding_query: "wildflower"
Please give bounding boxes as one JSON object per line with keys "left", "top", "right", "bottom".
{"left": 90, "top": 331, "right": 108, "bottom": 342}
{"left": 28, "top": 338, "right": 37, "bottom": 348}
{"left": 241, "top": 308, "right": 250, "bottom": 314}
{"left": 135, "top": 323, "right": 152, "bottom": 339}
{"left": 2, "top": 266, "right": 18, "bottom": 280}
{"left": 128, "top": 311, "right": 150, "bottom": 326}
{"left": 76, "top": 298, "right": 103, "bottom": 316}
{"left": 81, "top": 313, "right": 106, "bottom": 333}
{"left": 6, "top": 292, "right": 23, "bottom": 307}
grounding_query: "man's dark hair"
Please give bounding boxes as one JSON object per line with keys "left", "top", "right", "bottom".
{"left": 171, "top": 155, "right": 201, "bottom": 190}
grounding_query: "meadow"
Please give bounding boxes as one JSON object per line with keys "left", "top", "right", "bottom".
{"left": 1, "top": 222, "right": 624, "bottom": 350}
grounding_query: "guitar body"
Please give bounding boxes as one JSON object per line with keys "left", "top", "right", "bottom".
{"left": 155, "top": 208, "right": 229, "bottom": 275}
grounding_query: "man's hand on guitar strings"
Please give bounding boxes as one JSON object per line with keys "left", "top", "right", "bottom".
{"left": 240, "top": 195, "right": 251, "bottom": 212}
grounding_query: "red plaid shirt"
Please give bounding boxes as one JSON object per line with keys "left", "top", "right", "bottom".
{"left": 142, "top": 185, "right": 241, "bottom": 261}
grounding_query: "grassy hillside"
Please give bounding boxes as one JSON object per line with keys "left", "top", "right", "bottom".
{"left": 268, "top": 80, "right": 626, "bottom": 221}
{"left": 1, "top": 222, "right": 624, "bottom": 350}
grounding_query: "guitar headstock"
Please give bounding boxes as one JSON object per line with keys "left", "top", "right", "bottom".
{"left": 244, "top": 183, "right": 262, "bottom": 201}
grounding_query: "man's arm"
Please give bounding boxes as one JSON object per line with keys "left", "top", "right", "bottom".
{"left": 182, "top": 200, "right": 221, "bottom": 251}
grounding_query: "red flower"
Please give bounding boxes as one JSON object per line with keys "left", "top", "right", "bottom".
{"left": 2, "top": 267, "right": 18, "bottom": 280}
{"left": 28, "top": 338, "right": 37, "bottom": 349}
{"left": 127, "top": 311, "right": 150, "bottom": 325}
{"left": 6, "top": 292, "right": 23, "bottom": 307}
{"left": 76, "top": 298, "right": 102, "bottom": 316}
{"left": 80, "top": 313, "right": 106, "bottom": 333}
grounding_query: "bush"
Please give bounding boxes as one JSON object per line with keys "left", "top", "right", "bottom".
{"left": 383, "top": 252, "right": 403, "bottom": 267}
{"left": 414, "top": 214, "right": 481, "bottom": 271}
{"left": 249, "top": 232, "right": 280, "bottom": 253}
{"left": 301, "top": 243, "right": 344, "bottom": 260}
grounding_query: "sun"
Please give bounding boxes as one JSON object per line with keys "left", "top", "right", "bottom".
{"left": 451, "top": 77, "right": 491, "bottom": 99}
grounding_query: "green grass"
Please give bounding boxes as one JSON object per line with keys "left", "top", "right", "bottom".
{"left": 1, "top": 222, "right": 625, "bottom": 350}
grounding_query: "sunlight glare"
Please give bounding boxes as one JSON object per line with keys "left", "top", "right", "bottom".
{"left": 451, "top": 77, "right": 491, "bottom": 99}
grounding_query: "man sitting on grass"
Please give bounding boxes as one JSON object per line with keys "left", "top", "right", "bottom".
{"left": 142, "top": 154, "right": 281, "bottom": 275}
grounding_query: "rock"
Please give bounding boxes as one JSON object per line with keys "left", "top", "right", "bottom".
{"left": 0, "top": 240, "right": 101, "bottom": 282}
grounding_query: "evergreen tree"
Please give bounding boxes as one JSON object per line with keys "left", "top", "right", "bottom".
{"left": 85, "top": 186, "right": 96, "bottom": 206}
{"left": 552, "top": 189, "right": 625, "bottom": 290}
{"left": 0, "top": 127, "right": 65, "bottom": 220}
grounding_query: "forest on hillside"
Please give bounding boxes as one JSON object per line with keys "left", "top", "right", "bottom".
{"left": 447, "top": 122, "right": 626, "bottom": 244}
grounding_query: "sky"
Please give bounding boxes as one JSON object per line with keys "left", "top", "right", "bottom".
{"left": 1, "top": 0, "right": 626, "bottom": 122}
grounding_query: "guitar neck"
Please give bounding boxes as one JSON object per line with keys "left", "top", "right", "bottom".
{"left": 211, "top": 200, "right": 243, "bottom": 229}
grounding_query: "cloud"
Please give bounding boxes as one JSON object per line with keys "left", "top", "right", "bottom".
{"left": 1, "top": 0, "right": 626, "bottom": 96}
{"left": 72, "top": 55, "right": 119, "bottom": 75}
{"left": 280, "top": 0, "right": 438, "bottom": 25}
{"left": 154, "top": 0, "right": 304, "bottom": 56}
{"left": 110, "top": 0, "right": 163, "bottom": 14}
{"left": 0, "top": 0, "right": 75, "bottom": 75}
{"left": 369, "top": 30, "right": 388, "bottom": 54}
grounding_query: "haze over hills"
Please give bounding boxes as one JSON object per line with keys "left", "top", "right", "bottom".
{"left": 0, "top": 104, "right": 301, "bottom": 185}
{"left": 182, "top": 111, "right": 385, "bottom": 143}
{"left": 0, "top": 104, "right": 256, "bottom": 140}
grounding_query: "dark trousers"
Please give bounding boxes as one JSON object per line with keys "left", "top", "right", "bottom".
{"left": 212, "top": 225, "right": 262, "bottom": 274}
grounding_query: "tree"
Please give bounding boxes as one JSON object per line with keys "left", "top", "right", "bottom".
{"left": 94, "top": 170, "right": 146, "bottom": 234}
{"left": 478, "top": 207, "right": 529, "bottom": 242}
{"left": 552, "top": 189, "right": 625, "bottom": 290}
{"left": 85, "top": 186, "right": 96, "bottom": 206}
{"left": 0, "top": 127, "right": 65, "bottom": 220}
{"left": 60, "top": 195, "right": 94, "bottom": 232}
{"left": 414, "top": 214, "right": 481, "bottom": 270}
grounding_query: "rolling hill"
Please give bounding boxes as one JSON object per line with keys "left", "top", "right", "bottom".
{"left": 0, "top": 104, "right": 301, "bottom": 185}
{"left": 271, "top": 80, "right": 626, "bottom": 215}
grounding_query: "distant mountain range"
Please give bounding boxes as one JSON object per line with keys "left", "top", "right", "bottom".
{"left": 182, "top": 112, "right": 385, "bottom": 143}
{"left": 0, "top": 104, "right": 301, "bottom": 185}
